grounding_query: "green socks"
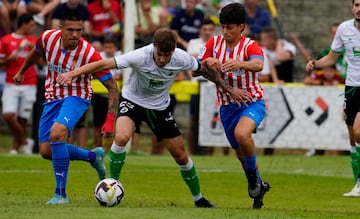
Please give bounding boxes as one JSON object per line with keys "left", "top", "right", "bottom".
{"left": 350, "top": 146, "right": 360, "bottom": 183}
{"left": 109, "top": 150, "right": 126, "bottom": 181}
{"left": 180, "top": 160, "right": 201, "bottom": 197}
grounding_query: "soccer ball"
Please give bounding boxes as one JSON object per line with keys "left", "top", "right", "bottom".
{"left": 94, "top": 178, "right": 124, "bottom": 207}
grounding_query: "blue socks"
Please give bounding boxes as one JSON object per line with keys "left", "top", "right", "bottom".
{"left": 50, "top": 142, "right": 97, "bottom": 197}
{"left": 50, "top": 141, "right": 69, "bottom": 197}
{"left": 66, "top": 143, "right": 96, "bottom": 163}
{"left": 243, "top": 154, "right": 257, "bottom": 171}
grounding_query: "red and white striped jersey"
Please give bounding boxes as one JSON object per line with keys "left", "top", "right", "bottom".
{"left": 198, "top": 35, "right": 264, "bottom": 106}
{"left": 36, "top": 30, "right": 111, "bottom": 102}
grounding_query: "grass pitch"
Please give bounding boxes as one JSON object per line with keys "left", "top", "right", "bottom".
{"left": 0, "top": 153, "right": 359, "bottom": 219}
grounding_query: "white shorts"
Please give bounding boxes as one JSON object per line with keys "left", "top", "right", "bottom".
{"left": 1, "top": 83, "right": 37, "bottom": 119}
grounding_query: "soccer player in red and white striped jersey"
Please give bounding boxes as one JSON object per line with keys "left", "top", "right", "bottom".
{"left": 197, "top": 3, "right": 270, "bottom": 209}
{"left": 13, "top": 10, "right": 119, "bottom": 205}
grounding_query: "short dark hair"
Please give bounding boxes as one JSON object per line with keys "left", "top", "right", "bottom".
{"left": 17, "top": 13, "right": 33, "bottom": 28}
{"left": 201, "top": 18, "right": 215, "bottom": 27}
{"left": 61, "top": 10, "right": 83, "bottom": 24}
{"left": 153, "top": 28, "right": 177, "bottom": 52}
{"left": 103, "top": 36, "right": 119, "bottom": 49}
{"left": 260, "top": 27, "right": 278, "bottom": 40}
{"left": 219, "top": 3, "right": 245, "bottom": 25}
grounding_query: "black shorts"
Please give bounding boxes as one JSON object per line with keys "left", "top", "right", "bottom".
{"left": 344, "top": 86, "right": 360, "bottom": 125}
{"left": 118, "top": 96, "right": 181, "bottom": 141}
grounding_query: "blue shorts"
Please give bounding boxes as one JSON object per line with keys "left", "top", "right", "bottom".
{"left": 38, "top": 96, "right": 90, "bottom": 143}
{"left": 220, "top": 100, "right": 266, "bottom": 149}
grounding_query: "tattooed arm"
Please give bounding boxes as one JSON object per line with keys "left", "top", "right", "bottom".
{"left": 193, "top": 60, "right": 253, "bottom": 106}
{"left": 197, "top": 64, "right": 232, "bottom": 93}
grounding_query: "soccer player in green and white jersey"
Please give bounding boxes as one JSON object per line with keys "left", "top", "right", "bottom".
{"left": 57, "top": 28, "right": 215, "bottom": 208}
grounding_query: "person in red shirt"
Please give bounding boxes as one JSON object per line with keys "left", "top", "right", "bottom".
{"left": 0, "top": 13, "right": 37, "bottom": 155}
{"left": 304, "top": 65, "right": 344, "bottom": 86}
{"left": 87, "top": 0, "right": 123, "bottom": 51}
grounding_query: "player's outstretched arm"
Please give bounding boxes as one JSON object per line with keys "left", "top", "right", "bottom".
{"left": 57, "top": 58, "right": 116, "bottom": 84}
{"left": 305, "top": 50, "right": 339, "bottom": 72}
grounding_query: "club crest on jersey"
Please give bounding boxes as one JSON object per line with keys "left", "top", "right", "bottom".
{"left": 198, "top": 47, "right": 206, "bottom": 58}
{"left": 120, "top": 107, "right": 128, "bottom": 113}
{"left": 232, "top": 69, "right": 245, "bottom": 75}
{"left": 48, "top": 63, "right": 68, "bottom": 74}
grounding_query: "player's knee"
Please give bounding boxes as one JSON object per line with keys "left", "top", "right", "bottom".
{"left": 353, "top": 126, "right": 360, "bottom": 138}
{"left": 2, "top": 113, "right": 15, "bottom": 122}
{"left": 171, "top": 148, "right": 188, "bottom": 164}
{"left": 114, "top": 134, "right": 131, "bottom": 146}
{"left": 49, "top": 124, "right": 68, "bottom": 142}
{"left": 234, "top": 130, "right": 249, "bottom": 144}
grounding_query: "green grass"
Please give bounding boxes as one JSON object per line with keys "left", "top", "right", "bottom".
{"left": 1, "top": 152, "right": 360, "bottom": 219}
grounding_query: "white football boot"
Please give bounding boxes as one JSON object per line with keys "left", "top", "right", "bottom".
{"left": 343, "top": 182, "right": 360, "bottom": 197}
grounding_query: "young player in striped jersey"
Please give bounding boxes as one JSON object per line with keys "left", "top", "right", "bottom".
{"left": 197, "top": 3, "right": 270, "bottom": 209}
{"left": 13, "top": 10, "right": 119, "bottom": 204}
{"left": 57, "top": 28, "right": 215, "bottom": 208}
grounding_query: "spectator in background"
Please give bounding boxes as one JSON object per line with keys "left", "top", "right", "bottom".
{"left": 260, "top": 27, "right": 296, "bottom": 83}
{"left": 0, "top": 1, "right": 11, "bottom": 35}
{"left": 244, "top": 0, "right": 272, "bottom": 37}
{"left": 32, "top": 0, "right": 61, "bottom": 28}
{"left": 0, "top": 13, "right": 37, "bottom": 154}
{"left": 2, "top": 0, "right": 26, "bottom": 18}
{"left": 303, "top": 65, "right": 343, "bottom": 86}
{"left": 212, "top": 0, "right": 244, "bottom": 13}
{"left": 87, "top": 0, "right": 123, "bottom": 51}
{"left": 51, "top": 0, "right": 91, "bottom": 36}
{"left": 170, "top": 0, "right": 204, "bottom": 50}
{"left": 181, "top": 0, "right": 205, "bottom": 11}
{"left": 290, "top": 23, "right": 347, "bottom": 79}
{"left": 134, "top": 0, "right": 169, "bottom": 49}
{"left": 93, "top": 37, "right": 122, "bottom": 153}
{"left": 258, "top": 50, "right": 284, "bottom": 84}
{"left": 247, "top": 31, "right": 284, "bottom": 85}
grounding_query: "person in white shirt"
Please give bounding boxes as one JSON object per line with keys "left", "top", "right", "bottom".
{"left": 306, "top": 0, "right": 360, "bottom": 198}
{"left": 260, "top": 27, "right": 296, "bottom": 83}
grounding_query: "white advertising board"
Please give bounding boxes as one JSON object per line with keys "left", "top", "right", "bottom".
{"left": 199, "top": 83, "right": 348, "bottom": 150}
